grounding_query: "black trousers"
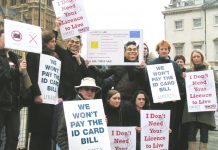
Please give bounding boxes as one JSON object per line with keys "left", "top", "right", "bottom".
{"left": 29, "top": 133, "right": 51, "bottom": 150}
{"left": 0, "top": 109, "right": 20, "bottom": 150}
{"left": 188, "top": 122, "right": 209, "bottom": 143}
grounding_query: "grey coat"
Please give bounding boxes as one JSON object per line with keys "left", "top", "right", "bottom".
{"left": 182, "top": 67, "right": 217, "bottom": 129}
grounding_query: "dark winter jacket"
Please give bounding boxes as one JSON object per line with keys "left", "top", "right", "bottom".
{"left": 104, "top": 101, "right": 133, "bottom": 126}
{"left": 146, "top": 56, "right": 183, "bottom": 110}
{"left": 55, "top": 45, "right": 89, "bottom": 99}
{"left": 56, "top": 95, "right": 83, "bottom": 150}
{"left": 89, "top": 66, "right": 146, "bottom": 101}
{"left": 26, "top": 48, "right": 62, "bottom": 134}
{"left": 0, "top": 50, "right": 21, "bottom": 111}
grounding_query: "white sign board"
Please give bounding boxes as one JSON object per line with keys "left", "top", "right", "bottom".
{"left": 185, "top": 70, "right": 217, "bottom": 112}
{"left": 141, "top": 110, "right": 170, "bottom": 150}
{"left": 63, "top": 99, "right": 111, "bottom": 150}
{"left": 38, "top": 54, "right": 61, "bottom": 105}
{"left": 52, "top": 0, "right": 89, "bottom": 39}
{"left": 108, "top": 127, "right": 136, "bottom": 150}
{"left": 147, "top": 63, "right": 181, "bottom": 103}
{"left": 87, "top": 30, "right": 143, "bottom": 66}
{"left": 215, "top": 110, "right": 218, "bottom": 130}
{"left": 4, "top": 19, "right": 42, "bottom": 54}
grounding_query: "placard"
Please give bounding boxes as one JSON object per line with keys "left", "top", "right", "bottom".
{"left": 185, "top": 70, "right": 217, "bottom": 112}
{"left": 38, "top": 54, "right": 61, "bottom": 105}
{"left": 141, "top": 110, "right": 170, "bottom": 150}
{"left": 52, "top": 0, "right": 89, "bottom": 39}
{"left": 87, "top": 30, "right": 143, "bottom": 66}
{"left": 147, "top": 63, "right": 180, "bottom": 103}
{"left": 63, "top": 99, "right": 111, "bottom": 150}
{"left": 4, "top": 19, "right": 42, "bottom": 53}
{"left": 108, "top": 127, "right": 136, "bottom": 150}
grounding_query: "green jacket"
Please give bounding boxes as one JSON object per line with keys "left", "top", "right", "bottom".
{"left": 182, "top": 66, "right": 217, "bottom": 129}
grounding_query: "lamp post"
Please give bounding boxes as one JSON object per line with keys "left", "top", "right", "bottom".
{"left": 38, "top": 0, "right": 41, "bottom": 26}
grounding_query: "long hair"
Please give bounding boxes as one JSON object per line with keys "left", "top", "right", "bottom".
{"left": 132, "top": 90, "right": 149, "bottom": 109}
{"left": 190, "top": 49, "right": 210, "bottom": 70}
{"left": 42, "top": 30, "right": 55, "bottom": 50}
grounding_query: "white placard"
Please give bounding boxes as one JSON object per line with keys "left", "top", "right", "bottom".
{"left": 63, "top": 99, "right": 111, "bottom": 150}
{"left": 108, "top": 127, "right": 136, "bottom": 150}
{"left": 147, "top": 63, "right": 181, "bottom": 103}
{"left": 185, "top": 70, "right": 217, "bottom": 112}
{"left": 52, "top": 0, "right": 89, "bottom": 39}
{"left": 141, "top": 110, "right": 170, "bottom": 150}
{"left": 38, "top": 54, "right": 61, "bottom": 105}
{"left": 215, "top": 110, "right": 218, "bottom": 130}
{"left": 4, "top": 19, "right": 42, "bottom": 54}
{"left": 87, "top": 30, "right": 143, "bottom": 66}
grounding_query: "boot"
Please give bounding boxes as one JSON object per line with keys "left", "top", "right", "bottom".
{"left": 188, "top": 142, "right": 196, "bottom": 150}
{"left": 199, "top": 142, "right": 207, "bottom": 150}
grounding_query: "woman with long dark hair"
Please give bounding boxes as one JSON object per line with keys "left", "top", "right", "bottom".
{"left": 131, "top": 90, "right": 149, "bottom": 150}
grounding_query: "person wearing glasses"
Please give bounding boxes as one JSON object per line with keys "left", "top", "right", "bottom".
{"left": 56, "top": 77, "right": 101, "bottom": 150}
{"left": 124, "top": 41, "right": 139, "bottom": 62}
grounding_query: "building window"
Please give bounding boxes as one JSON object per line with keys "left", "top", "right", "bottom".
{"left": 195, "top": 0, "right": 203, "bottom": 5}
{"left": 215, "top": 16, "right": 218, "bottom": 26}
{"left": 193, "top": 45, "right": 202, "bottom": 50}
{"left": 11, "top": 0, "right": 16, "bottom": 6}
{"left": 175, "top": 47, "right": 183, "bottom": 55}
{"left": 47, "top": 0, "right": 52, "bottom": 7}
{"left": 21, "top": 0, "right": 26, "bottom": 4}
{"left": 175, "top": 20, "right": 183, "bottom": 30}
{"left": 192, "top": 41, "right": 204, "bottom": 51}
{"left": 1, "top": 0, "right": 6, "bottom": 6}
{"left": 193, "top": 18, "right": 202, "bottom": 28}
{"left": 173, "top": 43, "right": 184, "bottom": 55}
{"left": 215, "top": 39, "right": 218, "bottom": 60}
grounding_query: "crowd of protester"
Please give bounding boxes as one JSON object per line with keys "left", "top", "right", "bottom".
{"left": 0, "top": 20, "right": 218, "bottom": 150}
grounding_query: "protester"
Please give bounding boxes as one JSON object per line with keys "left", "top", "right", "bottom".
{"left": 89, "top": 63, "right": 146, "bottom": 102}
{"left": 0, "top": 29, "right": 27, "bottom": 150}
{"left": 174, "top": 55, "right": 188, "bottom": 150}
{"left": 130, "top": 90, "right": 149, "bottom": 150}
{"left": 26, "top": 30, "right": 63, "bottom": 150}
{"left": 54, "top": 20, "right": 89, "bottom": 100}
{"left": 182, "top": 49, "right": 217, "bottom": 150}
{"left": 104, "top": 89, "right": 133, "bottom": 126}
{"left": 143, "top": 43, "right": 156, "bottom": 64}
{"left": 146, "top": 40, "right": 183, "bottom": 150}
{"left": 124, "top": 41, "right": 139, "bottom": 62}
{"left": 56, "top": 77, "right": 101, "bottom": 150}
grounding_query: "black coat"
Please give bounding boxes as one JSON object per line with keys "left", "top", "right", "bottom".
{"left": 26, "top": 49, "right": 62, "bottom": 134}
{"left": 147, "top": 56, "right": 183, "bottom": 110}
{"left": 89, "top": 66, "right": 147, "bottom": 101}
{"left": 0, "top": 50, "right": 21, "bottom": 111}
{"left": 55, "top": 45, "right": 89, "bottom": 99}
{"left": 104, "top": 102, "right": 133, "bottom": 126}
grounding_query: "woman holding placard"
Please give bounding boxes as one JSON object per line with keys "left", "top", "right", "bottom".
{"left": 130, "top": 90, "right": 149, "bottom": 150}
{"left": 182, "top": 49, "right": 217, "bottom": 150}
{"left": 26, "top": 30, "right": 63, "bottom": 150}
{"left": 146, "top": 40, "right": 183, "bottom": 150}
{"left": 104, "top": 90, "right": 132, "bottom": 126}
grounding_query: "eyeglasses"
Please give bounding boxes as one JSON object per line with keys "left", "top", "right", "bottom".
{"left": 82, "top": 87, "right": 96, "bottom": 92}
{"left": 126, "top": 48, "right": 138, "bottom": 52}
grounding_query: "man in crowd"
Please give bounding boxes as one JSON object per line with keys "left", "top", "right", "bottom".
{"left": 124, "top": 41, "right": 139, "bottom": 62}
{"left": 0, "top": 29, "right": 26, "bottom": 150}
{"left": 56, "top": 77, "right": 101, "bottom": 150}
{"left": 54, "top": 22, "right": 89, "bottom": 100}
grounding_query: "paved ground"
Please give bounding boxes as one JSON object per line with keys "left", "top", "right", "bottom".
{"left": 197, "top": 130, "right": 218, "bottom": 150}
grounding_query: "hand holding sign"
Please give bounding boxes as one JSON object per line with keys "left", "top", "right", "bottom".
{"left": 34, "top": 95, "right": 43, "bottom": 104}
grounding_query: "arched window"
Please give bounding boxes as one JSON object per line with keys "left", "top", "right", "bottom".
{"left": 11, "top": 0, "right": 16, "bottom": 6}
